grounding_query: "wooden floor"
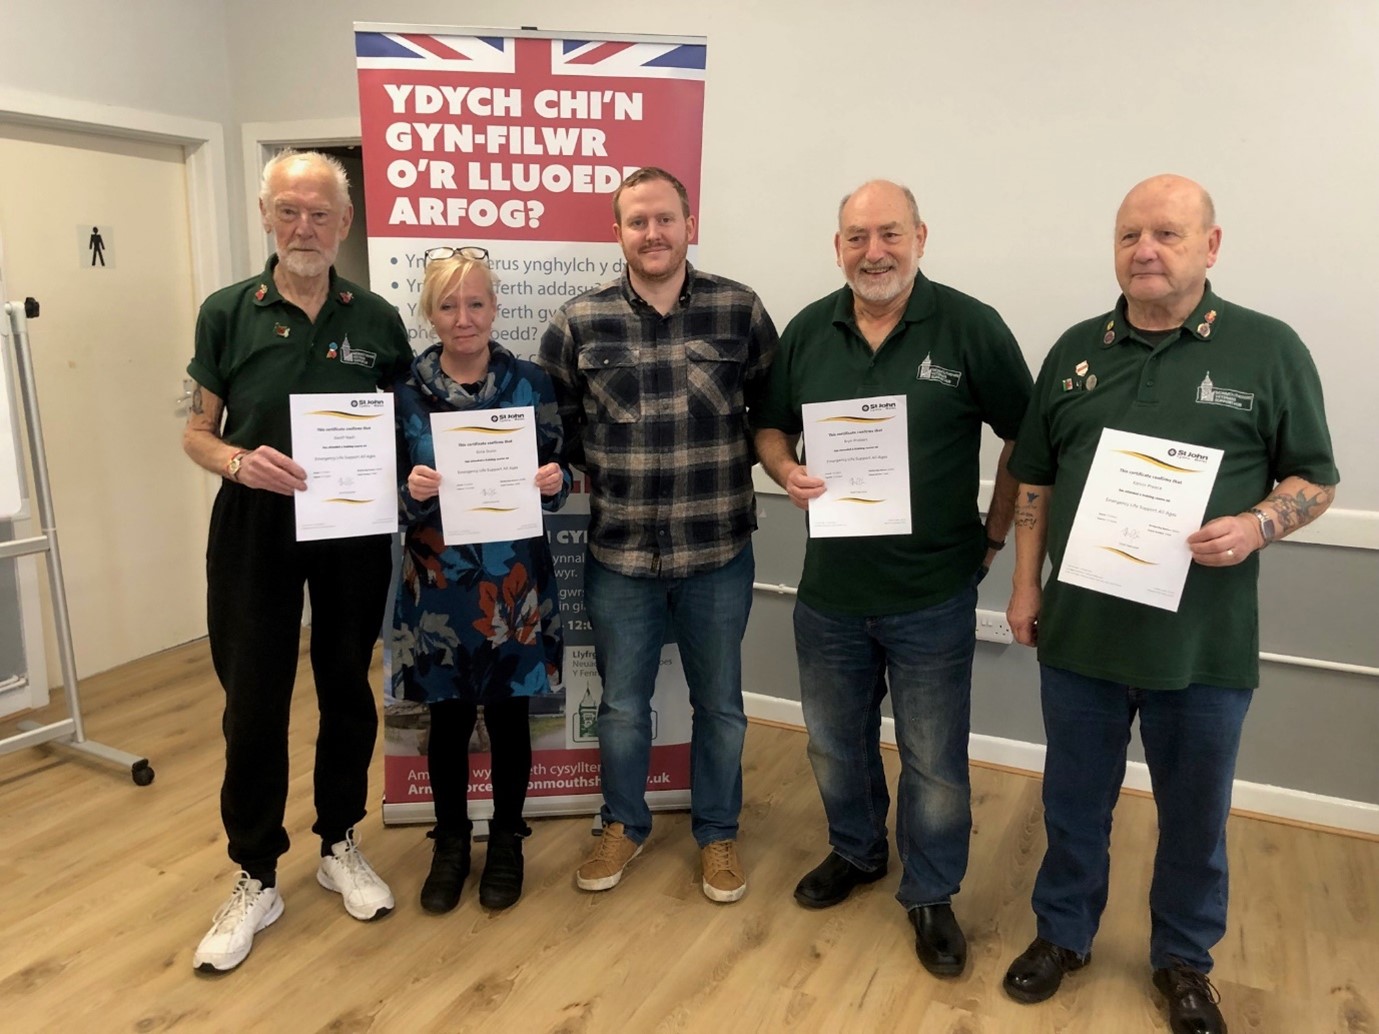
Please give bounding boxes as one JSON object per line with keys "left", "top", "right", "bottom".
{"left": 0, "top": 640, "right": 1374, "bottom": 1034}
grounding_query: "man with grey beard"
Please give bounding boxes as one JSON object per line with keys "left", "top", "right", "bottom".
{"left": 182, "top": 151, "right": 412, "bottom": 974}
{"left": 753, "top": 179, "right": 1032, "bottom": 977}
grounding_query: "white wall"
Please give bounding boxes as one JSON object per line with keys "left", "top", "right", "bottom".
{"left": 1, "top": 0, "right": 232, "bottom": 121}
{"left": 221, "top": 0, "right": 1379, "bottom": 513}
{"left": 0, "top": 0, "right": 241, "bottom": 257}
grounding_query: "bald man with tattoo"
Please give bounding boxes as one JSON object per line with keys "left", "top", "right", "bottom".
{"left": 1000, "top": 174, "right": 1338, "bottom": 1034}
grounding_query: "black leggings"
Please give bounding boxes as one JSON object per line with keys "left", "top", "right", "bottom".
{"left": 427, "top": 697, "right": 532, "bottom": 837}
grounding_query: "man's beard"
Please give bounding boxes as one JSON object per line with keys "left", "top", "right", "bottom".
{"left": 848, "top": 265, "right": 910, "bottom": 303}
{"left": 281, "top": 248, "right": 331, "bottom": 278}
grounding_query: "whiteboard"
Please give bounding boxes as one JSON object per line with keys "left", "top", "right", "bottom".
{"left": 0, "top": 231, "right": 29, "bottom": 517}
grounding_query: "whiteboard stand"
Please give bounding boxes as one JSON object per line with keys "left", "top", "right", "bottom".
{"left": 0, "top": 299, "right": 153, "bottom": 786}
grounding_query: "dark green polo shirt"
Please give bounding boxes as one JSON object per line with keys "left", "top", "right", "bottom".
{"left": 1009, "top": 285, "right": 1339, "bottom": 690}
{"left": 188, "top": 257, "right": 413, "bottom": 455}
{"left": 752, "top": 273, "right": 1032, "bottom": 615}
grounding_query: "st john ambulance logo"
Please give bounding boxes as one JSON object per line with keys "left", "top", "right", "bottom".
{"left": 1196, "top": 371, "right": 1254, "bottom": 411}
{"left": 917, "top": 352, "right": 962, "bottom": 388}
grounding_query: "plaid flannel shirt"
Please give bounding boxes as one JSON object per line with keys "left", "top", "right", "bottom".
{"left": 538, "top": 264, "right": 778, "bottom": 578}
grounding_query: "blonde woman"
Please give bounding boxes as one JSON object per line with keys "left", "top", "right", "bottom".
{"left": 393, "top": 247, "right": 569, "bottom": 912}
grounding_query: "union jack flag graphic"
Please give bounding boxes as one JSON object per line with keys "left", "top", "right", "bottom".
{"left": 356, "top": 29, "right": 705, "bottom": 80}
{"left": 356, "top": 32, "right": 516, "bottom": 72}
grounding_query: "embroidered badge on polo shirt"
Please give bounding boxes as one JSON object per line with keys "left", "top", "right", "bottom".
{"left": 338, "top": 335, "right": 377, "bottom": 368}
{"left": 916, "top": 352, "right": 962, "bottom": 387}
{"left": 273, "top": 323, "right": 290, "bottom": 338}
{"left": 1195, "top": 370, "right": 1253, "bottom": 411}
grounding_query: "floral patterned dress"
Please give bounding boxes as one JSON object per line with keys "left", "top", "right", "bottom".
{"left": 391, "top": 341, "right": 570, "bottom": 705}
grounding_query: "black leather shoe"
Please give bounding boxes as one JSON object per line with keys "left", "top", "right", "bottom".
{"left": 1153, "top": 961, "right": 1228, "bottom": 1034}
{"left": 909, "top": 904, "right": 967, "bottom": 977}
{"left": 1003, "top": 937, "right": 1089, "bottom": 1003}
{"left": 478, "top": 830, "right": 525, "bottom": 910}
{"left": 793, "top": 852, "right": 887, "bottom": 909}
{"left": 419, "top": 830, "right": 471, "bottom": 914}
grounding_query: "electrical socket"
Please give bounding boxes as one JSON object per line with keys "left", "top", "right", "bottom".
{"left": 975, "top": 608, "right": 1013, "bottom": 644}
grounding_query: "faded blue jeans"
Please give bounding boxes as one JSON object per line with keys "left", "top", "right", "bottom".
{"left": 794, "top": 576, "right": 978, "bottom": 909}
{"left": 1033, "top": 664, "right": 1253, "bottom": 971}
{"left": 585, "top": 544, "right": 754, "bottom": 847}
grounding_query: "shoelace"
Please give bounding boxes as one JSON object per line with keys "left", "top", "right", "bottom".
{"left": 1164, "top": 964, "right": 1221, "bottom": 1004}
{"left": 209, "top": 872, "right": 260, "bottom": 932}
{"left": 592, "top": 830, "right": 630, "bottom": 862}
{"left": 335, "top": 829, "right": 376, "bottom": 880}
{"left": 703, "top": 842, "right": 738, "bottom": 873}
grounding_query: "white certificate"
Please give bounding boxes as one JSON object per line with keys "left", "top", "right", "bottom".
{"left": 432, "top": 406, "right": 542, "bottom": 545}
{"left": 289, "top": 392, "right": 398, "bottom": 542}
{"left": 1058, "top": 428, "right": 1224, "bottom": 611}
{"left": 800, "top": 395, "right": 912, "bottom": 538}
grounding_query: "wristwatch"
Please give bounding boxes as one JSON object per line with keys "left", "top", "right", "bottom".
{"left": 1248, "top": 507, "right": 1275, "bottom": 549}
{"left": 985, "top": 537, "right": 1006, "bottom": 552}
{"left": 226, "top": 450, "right": 249, "bottom": 482}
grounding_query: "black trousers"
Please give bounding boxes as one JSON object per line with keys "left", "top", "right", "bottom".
{"left": 206, "top": 480, "right": 392, "bottom": 878}
{"left": 428, "top": 697, "right": 532, "bottom": 837}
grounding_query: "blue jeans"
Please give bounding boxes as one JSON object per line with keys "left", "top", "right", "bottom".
{"left": 584, "top": 544, "right": 754, "bottom": 847}
{"left": 794, "top": 578, "right": 978, "bottom": 909}
{"left": 1033, "top": 664, "right": 1253, "bottom": 971}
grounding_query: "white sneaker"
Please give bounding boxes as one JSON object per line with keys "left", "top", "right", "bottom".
{"left": 317, "top": 828, "right": 394, "bottom": 921}
{"left": 192, "top": 872, "right": 284, "bottom": 973}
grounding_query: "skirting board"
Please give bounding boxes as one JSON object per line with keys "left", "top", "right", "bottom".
{"left": 744, "top": 692, "right": 1379, "bottom": 836}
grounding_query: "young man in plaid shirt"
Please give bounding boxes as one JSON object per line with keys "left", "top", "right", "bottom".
{"left": 539, "top": 167, "right": 778, "bottom": 903}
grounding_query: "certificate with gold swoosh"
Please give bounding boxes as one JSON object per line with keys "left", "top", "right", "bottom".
{"left": 801, "top": 395, "right": 911, "bottom": 538}
{"left": 432, "top": 406, "right": 541, "bottom": 545}
{"left": 1058, "top": 428, "right": 1223, "bottom": 611}
{"left": 290, "top": 392, "right": 398, "bottom": 541}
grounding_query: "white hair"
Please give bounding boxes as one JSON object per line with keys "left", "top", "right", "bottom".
{"left": 259, "top": 149, "right": 350, "bottom": 209}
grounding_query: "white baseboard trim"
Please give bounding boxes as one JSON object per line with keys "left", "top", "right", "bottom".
{"left": 744, "top": 692, "right": 1379, "bottom": 836}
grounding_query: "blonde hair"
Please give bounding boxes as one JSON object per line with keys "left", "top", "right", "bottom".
{"left": 419, "top": 256, "right": 498, "bottom": 323}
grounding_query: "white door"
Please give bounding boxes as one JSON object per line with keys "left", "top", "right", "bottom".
{"left": 0, "top": 121, "right": 215, "bottom": 687}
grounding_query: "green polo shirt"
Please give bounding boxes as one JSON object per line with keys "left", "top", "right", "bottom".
{"left": 1009, "top": 285, "right": 1339, "bottom": 690}
{"left": 188, "top": 257, "right": 413, "bottom": 455}
{"left": 752, "top": 273, "right": 1032, "bottom": 615}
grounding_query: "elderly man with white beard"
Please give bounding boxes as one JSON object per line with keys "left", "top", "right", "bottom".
{"left": 182, "top": 151, "right": 412, "bottom": 974}
{"left": 753, "top": 179, "right": 1032, "bottom": 976}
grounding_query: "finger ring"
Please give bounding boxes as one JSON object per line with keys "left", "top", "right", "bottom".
{"left": 1226, "top": 549, "right": 1235, "bottom": 558}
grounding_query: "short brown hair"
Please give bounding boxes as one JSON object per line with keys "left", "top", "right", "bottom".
{"left": 612, "top": 166, "right": 691, "bottom": 223}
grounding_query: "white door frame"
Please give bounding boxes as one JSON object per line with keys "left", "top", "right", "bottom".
{"left": 0, "top": 86, "right": 231, "bottom": 704}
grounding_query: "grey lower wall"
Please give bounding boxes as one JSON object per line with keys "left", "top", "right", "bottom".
{"left": 745, "top": 493, "right": 1379, "bottom": 807}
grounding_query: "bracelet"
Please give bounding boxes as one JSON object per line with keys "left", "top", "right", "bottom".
{"left": 985, "top": 537, "right": 1006, "bottom": 552}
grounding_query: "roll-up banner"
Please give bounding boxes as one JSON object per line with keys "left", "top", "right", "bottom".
{"left": 355, "top": 24, "right": 707, "bottom": 824}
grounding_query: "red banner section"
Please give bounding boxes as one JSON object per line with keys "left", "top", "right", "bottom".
{"left": 358, "top": 37, "right": 704, "bottom": 241}
{"left": 386, "top": 744, "right": 691, "bottom": 804}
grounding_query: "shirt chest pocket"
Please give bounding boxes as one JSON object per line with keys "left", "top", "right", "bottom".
{"left": 685, "top": 339, "right": 746, "bottom": 417}
{"left": 577, "top": 344, "right": 641, "bottom": 423}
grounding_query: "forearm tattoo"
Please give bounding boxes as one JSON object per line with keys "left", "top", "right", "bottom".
{"left": 1266, "top": 484, "right": 1335, "bottom": 532}
{"left": 191, "top": 385, "right": 205, "bottom": 415}
{"left": 1014, "top": 490, "right": 1042, "bottom": 529}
